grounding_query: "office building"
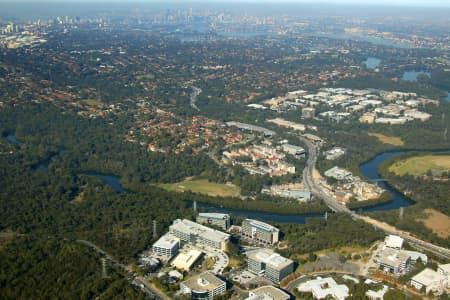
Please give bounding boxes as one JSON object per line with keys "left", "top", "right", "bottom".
{"left": 410, "top": 268, "right": 447, "bottom": 295}
{"left": 377, "top": 248, "right": 411, "bottom": 275}
{"left": 197, "top": 213, "right": 231, "bottom": 230}
{"left": 152, "top": 233, "right": 180, "bottom": 260}
{"left": 242, "top": 219, "right": 279, "bottom": 246}
{"left": 297, "top": 277, "right": 349, "bottom": 300}
{"left": 384, "top": 235, "right": 404, "bottom": 250}
{"left": 180, "top": 271, "right": 226, "bottom": 300}
{"left": 169, "top": 219, "right": 230, "bottom": 250}
{"left": 171, "top": 249, "right": 203, "bottom": 271}
{"left": 438, "top": 264, "right": 450, "bottom": 288}
{"left": 247, "top": 249, "right": 294, "bottom": 284}
{"left": 246, "top": 285, "right": 290, "bottom": 300}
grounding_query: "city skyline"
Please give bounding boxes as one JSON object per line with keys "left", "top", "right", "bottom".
{"left": 0, "top": 0, "right": 449, "bottom": 8}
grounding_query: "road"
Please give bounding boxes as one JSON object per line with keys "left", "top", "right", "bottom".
{"left": 76, "top": 240, "right": 171, "bottom": 300}
{"left": 299, "top": 135, "right": 450, "bottom": 260}
{"left": 299, "top": 135, "right": 352, "bottom": 215}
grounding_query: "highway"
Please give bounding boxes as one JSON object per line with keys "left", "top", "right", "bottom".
{"left": 299, "top": 135, "right": 450, "bottom": 260}
{"left": 76, "top": 240, "right": 170, "bottom": 300}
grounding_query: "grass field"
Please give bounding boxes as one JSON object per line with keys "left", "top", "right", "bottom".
{"left": 136, "top": 74, "right": 155, "bottom": 81}
{"left": 388, "top": 155, "right": 450, "bottom": 176}
{"left": 81, "top": 99, "right": 105, "bottom": 108}
{"left": 418, "top": 209, "right": 450, "bottom": 239}
{"left": 368, "top": 132, "right": 404, "bottom": 146}
{"left": 159, "top": 179, "right": 240, "bottom": 197}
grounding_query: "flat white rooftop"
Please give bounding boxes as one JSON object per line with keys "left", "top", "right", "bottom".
{"left": 198, "top": 213, "right": 230, "bottom": 220}
{"left": 246, "top": 285, "right": 290, "bottom": 300}
{"left": 249, "top": 249, "right": 293, "bottom": 270}
{"left": 245, "top": 219, "right": 279, "bottom": 233}
{"left": 411, "top": 268, "right": 446, "bottom": 286}
{"left": 384, "top": 235, "right": 404, "bottom": 249}
{"left": 171, "top": 249, "right": 203, "bottom": 271}
{"left": 171, "top": 219, "right": 230, "bottom": 243}
{"left": 153, "top": 233, "right": 179, "bottom": 249}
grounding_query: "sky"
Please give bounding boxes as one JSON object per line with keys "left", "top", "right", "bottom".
{"left": 0, "top": 0, "right": 449, "bottom": 5}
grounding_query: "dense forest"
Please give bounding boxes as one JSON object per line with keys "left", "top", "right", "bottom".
{"left": 0, "top": 237, "right": 146, "bottom": 300}
{"left": 278, "top": 213, "right": 385, "bottom": 257}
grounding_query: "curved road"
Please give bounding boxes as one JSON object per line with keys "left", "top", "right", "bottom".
{"left": 299, "top": 136, "right": 450, "bottom": 260}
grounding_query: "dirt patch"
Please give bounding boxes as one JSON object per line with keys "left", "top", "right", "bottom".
{"left": 418, "top": 209, "right": 450, "bottom": 239}
{"left": 70, "top": 191, "right": 85, "bottom": 204}
{"left": 0, "top": 231, "right": 22, "bottom": 249}
{"left": 368, "top": 132, "right": 404, "bottom": 146}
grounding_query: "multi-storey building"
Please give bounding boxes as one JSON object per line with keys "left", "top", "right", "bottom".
{"left": 196, "top": 213, "right": 231, "bottom": 230}
{"left": 169, "top": 219, "right": 230, "bottom": 251}
{"left": 247, "top": 249, "right": 294, "bottom": 284}
{"left": 246, "top": 285, "right": 290, "bottom": 300}
{"left": 242, "top": 219, "right": 279, "bottom": 246}
{"left": 151, "top": 233, "right": 180, "bottom": 260}
{"left": 180, "top": 271, "right": 226, "bottom": 300}
{"left": 377, "top": 248, "right": 411, "bottom": 275}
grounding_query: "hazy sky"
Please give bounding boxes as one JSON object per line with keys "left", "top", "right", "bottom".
{"left": 0, "top": 0, "right": 449, "bottom": 6}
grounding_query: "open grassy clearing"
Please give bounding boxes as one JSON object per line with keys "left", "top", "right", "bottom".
{"left": 159, "top": 179, "right": 240, "bottom": 197}
{"left": 368, "top": 132, "right": 404, "bottom": 146}
{"left": 418, "top": 209, "right": 450, "bottom": 239}
{"left": 388, "top": 155, "right": 450, "bottom": 176}
{"left": 136, "top": 74, "right": 155, "bottom": 81}
{"left": 81, "top": 99, "right": 105, "bottom": 108}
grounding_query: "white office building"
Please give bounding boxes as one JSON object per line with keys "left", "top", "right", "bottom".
{"left": 246, "top": 285, "right": 290, "bottom": 300}
{"left": 410, "top": 268, "right": 447, "bottom": 295}
{"left": 180, "top": 271, "right": 226, "bottom": 300}
{"left": 247, "top": 249, "right": 294, "bottom": 284}
{"left": 438, "top": 264, "right": 450, "bottom": 288}
{"left": 169, "top": 219, "right": 230, "bottom": 250}
{"left": 297, "top": 277, "right": 349, "bottom": 300}
{"left": 152, "top": 233, "right": 180, "bottom": 260}
{"left": 197, "top": 213, "right": 231, "bottom": 230}
{"left": 242, "top": 219, "right": 280, "bottom": 246}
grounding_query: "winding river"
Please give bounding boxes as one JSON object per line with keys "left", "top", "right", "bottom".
{"left": 2, "top": 134, "right": 428, "bottom": 224}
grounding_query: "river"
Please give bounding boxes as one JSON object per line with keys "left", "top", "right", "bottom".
{"left": 77, "top": 152, "right": 420, "bottom": 223}
{"left": 4, "top": 134, "right": 21, "bottom": 145}
{"left": 83, "top": 172, "right": 128, "bottom": 194}
{"left": 402, "top": 70, "right": 430, "bottom": 81}
{"left": 1, "top": 133, "right": 424, "bottom": 224}
{"left": 364, "top": 57, "right": 381, "bottom": 69}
